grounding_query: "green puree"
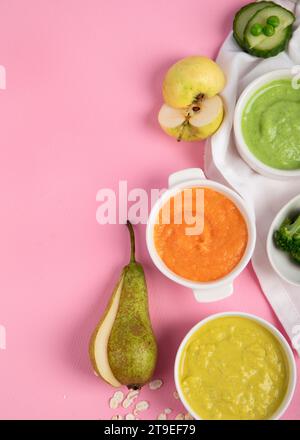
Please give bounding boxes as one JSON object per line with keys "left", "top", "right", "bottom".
{"left": 242, "top": 79, "right": 300, "bottom": 170}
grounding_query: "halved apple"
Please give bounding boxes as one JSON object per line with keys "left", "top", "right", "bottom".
{"left": 158, "top": 95, "right": 224, "bottom": 142}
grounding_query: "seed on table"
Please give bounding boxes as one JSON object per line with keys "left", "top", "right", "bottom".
{"left": 113, "top": 391, "right": 124, "bottom": 403}
{"left": 157, "top": 413, "right": 167, "bottom": 420}
{"left": 122, "top": 398, "right": 133, "bottom": 409}
{"left": 173, "top": 391, "right": 179, "bottom": 400}
{"left": 125, "top": 413, "right": 136, "bottom": 420}
{"left": 185, "top": 413, "right": 194, "bottom": 420}
{"left": 109, "top": 398, "right": 119, "bottom": 409}
{"left": 111, "top": 414, "right": 124, "bottom": 420}
{"left": 175, "top": 413, "right": 185, "bottom": 420}
{"left": 164, "top": 408, "right": 172, "bottom": 414}
{"left": 135, "top": 401, "right": 149, "bottom": 412}
{"left": 127, "top": 390, "right": 139, "bottom": 401}
{"left": 149, "top": 379, "right": 163, "bottom": 390}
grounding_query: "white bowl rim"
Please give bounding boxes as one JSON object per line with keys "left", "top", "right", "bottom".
{"left": 267, "top": 193, "right": 300, "bottom": 287}
{"left": 234, "top": 69, "right": 300, "bottom": 179}
{"left": 146, "top": 177, "right": 256, "bottom": 290}
{"left": 174, "top": 311, "right": 297, "bottom": 421}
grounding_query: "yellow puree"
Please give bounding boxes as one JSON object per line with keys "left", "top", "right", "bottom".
{"left": 179, "top": 317, "right": 289, "bottom": 420}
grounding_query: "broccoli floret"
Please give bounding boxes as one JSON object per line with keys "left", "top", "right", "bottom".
{"left": 291, "top": 234, "right": 300, "bottom": 251}
{"left": 274, "top": 215, "right": 300, "bottom": 251}
{"left": 291, "top": 249, "right": 300, "bottom": 264}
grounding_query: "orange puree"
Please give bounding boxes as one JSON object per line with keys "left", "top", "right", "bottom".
{"left": 154, "top": 187, "right": 248, "bottom": 282}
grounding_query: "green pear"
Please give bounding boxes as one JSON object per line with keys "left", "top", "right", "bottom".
{"left": 89, "top": 222, "right": 157, "bottom": 389}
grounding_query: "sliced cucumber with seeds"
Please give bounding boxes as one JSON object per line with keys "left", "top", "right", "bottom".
{"left": 233, "top": 1, "right": 274, "bottom": 48}
{"left": 244, "top": 4, "right": 295, "bottom": 55}
{"left": 246, "top": 24, "right": 293, "bottom": 58}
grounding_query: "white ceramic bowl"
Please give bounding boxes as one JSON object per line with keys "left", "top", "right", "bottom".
{"left": 146, "top": 168, "right": 256, "bottom": 303}
{"left": 174, "top": 312, "right": 297, "bottom": 420}
{"left": 234, "top": 69, "right": 300, "bottom": 180}
{"left": 267, "top": 194, "right": 300, "bottom": 286}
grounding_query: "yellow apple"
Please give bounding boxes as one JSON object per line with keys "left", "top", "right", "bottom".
{"left": 163, "top": 56, "right": 226, "bottom": 109}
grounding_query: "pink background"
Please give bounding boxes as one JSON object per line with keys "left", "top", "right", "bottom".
{"left": 0, "top": 0, "right": 299, "bottom": 420}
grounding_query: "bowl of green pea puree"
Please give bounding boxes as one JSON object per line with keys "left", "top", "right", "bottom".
{"left": 234, "top": 69, "right": 300, "bottom": 179}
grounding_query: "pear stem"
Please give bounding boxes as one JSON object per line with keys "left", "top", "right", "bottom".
{"left": 127, "top": 221, "right": 136, "bottom": 263}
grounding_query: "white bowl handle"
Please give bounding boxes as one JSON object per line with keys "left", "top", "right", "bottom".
{"left": 168, "top": 168, "right": 206, "bottom": 188}
{"left": 193, "top": 283, "right": 234, "bottom": 303}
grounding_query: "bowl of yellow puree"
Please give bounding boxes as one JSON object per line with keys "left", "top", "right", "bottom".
{"left": 175, "top": 312, "right": 296, "bottom": 420}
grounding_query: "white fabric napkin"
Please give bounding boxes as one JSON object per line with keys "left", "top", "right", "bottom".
{"left": 205, "top": 0, "right": 300, "bottom": 355}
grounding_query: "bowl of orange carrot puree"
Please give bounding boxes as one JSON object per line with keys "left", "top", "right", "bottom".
{"left": 146, "top": 168, "right": 256, "bottom": 302}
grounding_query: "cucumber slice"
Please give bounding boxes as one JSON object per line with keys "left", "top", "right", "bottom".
{"left": 246, "top": 24, "right": 293, "bottom": 58}
{"left": 244, "top": 5, "right": 295, "bottom": 53}
{"left": 233, "top": 1, "right": 275, "bottom": 48}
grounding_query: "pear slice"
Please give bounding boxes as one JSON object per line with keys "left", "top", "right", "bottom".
{"left": 158, "top": 95, "right": 224, "bottom": 142}
{"left": 89, "top": 274, "right": 124, "bottom": 387}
